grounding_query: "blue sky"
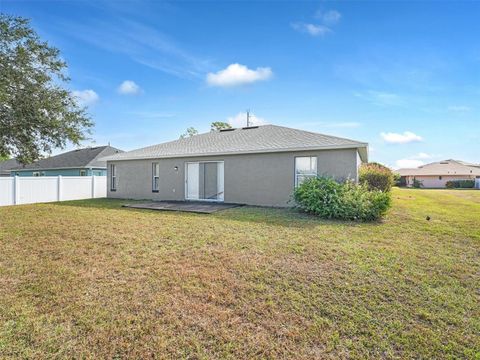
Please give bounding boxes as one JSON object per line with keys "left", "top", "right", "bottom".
{"left": 3, "top": 1, "right": 480, "bottom": 168}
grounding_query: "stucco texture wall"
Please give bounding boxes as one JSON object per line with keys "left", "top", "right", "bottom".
{"left": 107, "top": 148, "right": 360, "bottom": 207}
{"left": 406, "top": 175, "right": 475, "bottom": 188}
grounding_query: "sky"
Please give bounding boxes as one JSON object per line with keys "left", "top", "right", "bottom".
{"left": 2, "top": 0, "right": 480, "bottom": 168}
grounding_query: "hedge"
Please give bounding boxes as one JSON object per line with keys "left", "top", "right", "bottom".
{"left": 359, "top": 162, "right": 394, "bottom": 192}
{"left": 445, "top": 180, "right": 475, "bottom": 189}
{"left": 293, "top": 177, "right": 391, "bottom": 222}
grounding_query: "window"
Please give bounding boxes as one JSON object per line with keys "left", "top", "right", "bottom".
{"left": 295, "top": 157, "right": 317, "bottom": 186}
{"left": 185, "top": 161, "right": 224, "bottom": 201}
{"left": 80, "top": 170, "right": 87, "bottom": 176}
{"left": 152, "top": 162, "right": 159, "bottom": 192}
{"left": 110, "top": 164, "right": 117, "bottom": 191}
{"left": 439, "top": 176, "right": 442, "bottom": 180}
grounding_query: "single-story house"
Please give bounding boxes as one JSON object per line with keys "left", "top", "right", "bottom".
{"left": 396, "top": 159, "right": 480, "bottom": 188}
{"left": 10, "top": 146, "right": 123, "bottom": 177}
{"left": 104, "top": 125, "right": 368, "bottom": 207}
{"left": 0, "top": 158, "right": 21, "bottom": 177}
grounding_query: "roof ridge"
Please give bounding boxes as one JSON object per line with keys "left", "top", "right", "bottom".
{"left": 104, "top": 124, "right": 368, "bottom": 162}
{"left": 85, "top": 145, "right": 124, "bottom": 167}
{"left": 85, "top": 146, "right": 108, "bottom": 167}
{"left": 266, "top": 124, "right": 367, "bottom": 145}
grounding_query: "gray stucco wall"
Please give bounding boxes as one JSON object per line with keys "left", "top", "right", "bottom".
{"left": 107, "top": 148, "right": 360, "bottom": 207}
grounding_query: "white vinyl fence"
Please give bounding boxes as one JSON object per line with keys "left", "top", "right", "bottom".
{"left": 0, "top": 176, "right": 107, "bottom": 206}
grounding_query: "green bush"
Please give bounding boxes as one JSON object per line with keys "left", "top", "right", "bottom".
{"left": 393, "top": 173, "right": 405, "bottom": 187}
{"left": 413, "top": 178, "right": 423, "bottom": 188}
{"left": 458, "top": 180, "right": 474, "bottom": 188}
{"left": 293, "top": 177, "right": 391, "bottom": 221}
{"left": 445, "top": 180, "right": 474, "bottom": 189}
{"left": 359, "top": 162, "right": 394, "bottom": 192}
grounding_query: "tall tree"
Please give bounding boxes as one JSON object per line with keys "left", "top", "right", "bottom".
{"left": 179, "top": 127, "right": 198, "bottom": 139}
{"left": 210, "top": 121, "right": 232, "bottom": 131}
{"left": 0, "top": 14, "right": 93, "bottom": 164}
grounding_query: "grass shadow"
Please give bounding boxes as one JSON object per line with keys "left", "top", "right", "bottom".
{"left": 214, "top": 205, "right": 386, "bottom": 229}
{"left": 53, "top": 198, "right": 387, "bottom": 229}
{"left": 53, "top": 198, "right": 148, "bottom": 210}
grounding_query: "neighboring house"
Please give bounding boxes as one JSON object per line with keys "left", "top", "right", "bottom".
{"left": 104, "top": 125, "right": 368, "bottom": 207}
{"left": 397, "top": 159, "right": 480, "bottom": 188}
{"left": 10, "top": 146, "right": 123, "bottom": 177}
{"left": 0, "top": 158, "right": 21, "bottom": 177}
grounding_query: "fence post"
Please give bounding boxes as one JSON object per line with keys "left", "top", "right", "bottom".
{"left": 57, "top": 175, "right": 62, "bottom": 201}
{"left": 91, "top": 175, "right": 96, "bottom": 198}
{"left": 13, "top": 176, "right": 19, "bottom": 205}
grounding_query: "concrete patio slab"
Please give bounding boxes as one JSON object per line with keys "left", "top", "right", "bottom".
{"left": 123, "top": 201, "right": 242, "bottom": 214}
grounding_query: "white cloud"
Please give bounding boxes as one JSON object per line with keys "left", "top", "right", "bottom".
{"left": 447, "top": 105, "right": 471, "bottom": 112}
{"left": 118, "top": 80, "right": 142, "bottom": 95}
{"left": 394, "top": 152, "right": 437, "bottom": 169}
{"left": 73, "top": 89, "right": 99, "bottom": 106}
{"left": 395, "top": 159, "right": 424, "bottom": 169}
{"left": 317, "top": 10, "right": 342, "bottom": 25}
{"left": 291, "top": 23, "right": 331, "bottom": 36}
{"left": 293, "top": 9, "right": 340, "bottom": 37}
{"left": 206, "top": 63, "right": 273, "bottom": 87}
{"left": 381, "top": 131, "right": 423, "bottom": 144}
{"left": 226, "top": 112, "right": 268, "bottom": 128}
{"left": 411, "top": 152, "right": 432, "bottom": 159}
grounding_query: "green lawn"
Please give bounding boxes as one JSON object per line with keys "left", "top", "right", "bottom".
{"left": 0, "top": 189, "right": 479, "bottom": 359}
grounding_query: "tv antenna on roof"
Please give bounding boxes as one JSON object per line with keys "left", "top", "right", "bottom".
{"left": 246, "top": 109, "right": 251, "bottom": 127}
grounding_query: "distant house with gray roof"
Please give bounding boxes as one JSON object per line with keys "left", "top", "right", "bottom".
{"left": 0, "top": 158, "right": 21, "bottom": 177}
{"left": 11, "top": 146, "right": 123, "bottom": 177}
{"left": 104, "top": 125, "right": 368, "bottom": 207}
{"left": 396, "top": 159, "right": 480, "bottom": 188}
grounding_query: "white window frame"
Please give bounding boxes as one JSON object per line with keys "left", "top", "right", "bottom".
{"left": 110, "top": 164, "right": 117, "bottom": 191}
{"left": 152, "top": 162, "right": 159, "bottom": 192}
{"left": 295, "top": 156, "right": 317, "bottom": 187}
{"left": 185, "top": 161, "right": 224, "bottom": 202}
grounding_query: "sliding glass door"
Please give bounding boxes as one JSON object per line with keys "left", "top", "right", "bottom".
{"left": 186, "top": 161, "right": 224, "bottom": 201}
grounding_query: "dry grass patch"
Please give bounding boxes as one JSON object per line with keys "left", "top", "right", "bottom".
{"left": 0, "top": 189, "right": 479, "bottom": 359}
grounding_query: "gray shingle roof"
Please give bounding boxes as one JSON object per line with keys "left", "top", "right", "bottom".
{"left": 0, "top": 158, "right": 21, "bottom": 176}
{"left": 12, "top": 146, "right": 123, "bottom": 171}
{"left": 104, "top": 125, "right": 368, "bottom": 162}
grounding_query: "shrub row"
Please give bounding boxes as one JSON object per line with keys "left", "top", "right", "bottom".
{"left": 293, "top": 177, "right": 391, "bottom": 222}
{"left": 445, "top": 180, "right": 475, "bottom": 189}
